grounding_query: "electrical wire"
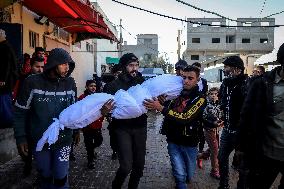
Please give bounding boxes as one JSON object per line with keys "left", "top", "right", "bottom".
{"left": 260, "top": 0, "right": 267, "bottom": 15}
{"left": 176, "top": 0, "right": 282, "bottom": 24}
{"left": 112, "top": 0, "right": 284, "bottom": 27}
{"left": 176, "top": 0, "right": 238, "bottom": 22}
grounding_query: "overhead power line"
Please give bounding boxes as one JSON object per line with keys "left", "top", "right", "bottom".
{"left": 176, "top": 0, "right": 238, "bottom": 22}
{"left": 176, "top": 0, "right": 283, "bottom": 23}
{"left": 112, "top": 0, "right": 284, "bottom": 27}
{"left": 260, "top": 0, "right": 267, "bottom": 15}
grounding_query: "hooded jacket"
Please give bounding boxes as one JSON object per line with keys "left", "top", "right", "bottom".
{"left": 13, "top": 48, "right": 76, "bottom": 149}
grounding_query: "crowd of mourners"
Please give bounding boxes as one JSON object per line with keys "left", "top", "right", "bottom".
{"left": 0, "top": 27, "right": 284, "bottom": 189}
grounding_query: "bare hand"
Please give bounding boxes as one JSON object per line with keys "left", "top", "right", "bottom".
{"left": 143, "top": 98, "right": 163, "bottom": 111}
{"left": 17, "top": 142, "right": 29, "bottom": 157}
{"left": 157, "top": 94, "right": 167, "bottom": 104}
{"left": 101, "top": 99, "right": 115, "bottom": 116}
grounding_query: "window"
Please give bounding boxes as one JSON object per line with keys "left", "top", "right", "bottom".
{"left": 261, "top": 22, "right": 269, "bottom": 26}
{"left": 260, "top": 38, "right": 268, "bottom": 43}
{"left": 212, "top": 38, "right": 220, "bottom": 43}
{"left": 191, "top": 55, "right": 199, "bottom": 60}
{"left": 242, "top": 38, "right": 250, "bottom": 43}
{"left": 192, "top": 23, "right": 201, "bottom": 27}
{"left": 29, "top": 30, "right": 39, "bottom": 49}
{"left": 192, "top": 38, "right": 200, "bottom": 43}
{"left": 86, "top": 42, "right": 93, "bottom": 53}
{"left": 226, "top": 35, "right": 235, "bottom": 43}
{"left": 144, "top": 39, "right": 152, "bottom": 45}
{"left": 243, "top": 22, "right": 252, "bottom": 26}
{"left": 212, "top": 22, "right": 220, "bottom": 27}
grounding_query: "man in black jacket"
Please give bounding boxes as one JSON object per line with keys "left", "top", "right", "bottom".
{"left": 103, "top": 53, "right": 147, "bottom": 189}
{"left": 237, "top": 43, "right": 284, "bottom": 189}
{"left": 218, "top": 56, "right": 247, "bottom": 189}
{"left": 144, "top": 66, "right": 206, "bottom": 189}
{"left": 0, "top": 29, "right": 18, "bottom": 128}
{"left": 13, "top": 48, "right": 78, "bottom": 188}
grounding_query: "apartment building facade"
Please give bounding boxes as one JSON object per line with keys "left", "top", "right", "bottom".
{"left": 183, "top": 18, "right": 275, "bottom": 75}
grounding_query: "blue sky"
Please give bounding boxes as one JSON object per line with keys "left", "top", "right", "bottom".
{"left": 95, "top": 0, "right": 284, "bottom": 64}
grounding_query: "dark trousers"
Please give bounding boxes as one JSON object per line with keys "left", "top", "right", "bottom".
{"left": 112, "top": 126, "right": 147, "bottom": 189}
{"left": 83, "top": 129, "right": 103, "bottom": 162}
{"left": 108, "top": 122, "right": 118, "bottom": 153}
{"left": 249, "top": 155, "right": 284, "bottom": 189}
{"left": 198, "top": 126, "right": 205, "bottom": 152}
{"left": 20, "top": 141, "right": 33, "bottom": 174}
{"left": 218, "top": 130, "right": 237, "bottom": 188}
{"left": 0, "top": 93, "right": 13, "bottom": 128}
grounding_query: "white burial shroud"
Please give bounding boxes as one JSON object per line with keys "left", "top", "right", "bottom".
{"left": 36, "top": 74, "right": 183, "bottom": 151}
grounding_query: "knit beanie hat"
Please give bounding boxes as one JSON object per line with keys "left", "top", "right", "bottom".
{"left": 119, "top": 53, "right": 138, "bottom": 68}
{"left": 223, "top": 56, "right": 244, "bottom": 70}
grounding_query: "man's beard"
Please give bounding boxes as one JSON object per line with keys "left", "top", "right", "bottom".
{"left": 129, "top": 70, "right": 138, "bottom": 77}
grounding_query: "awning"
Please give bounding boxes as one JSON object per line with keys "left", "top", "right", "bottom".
{"left": 106, "top": 57, "right": 119, "bottom": 64}
{"left": 22, "top": 0, "right": 117, "bottom": 43}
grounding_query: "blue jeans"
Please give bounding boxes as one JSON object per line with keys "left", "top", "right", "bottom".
{"left": 33, "top": 145, "right": 71, "bottom": 189}
{"left": 218, "top": 130, "right": 237, "bottom": 188}
{"left": 167, "top": 142, "right": 198, "bottom": 189}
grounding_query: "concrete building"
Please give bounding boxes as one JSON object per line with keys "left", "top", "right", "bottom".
{"left": 92, "top": 2, "right": 119, "bottom": 77}
{"left": 123, "top": 34, "right": 159, "bottom": 64}
{"left": 183, "top": 18, "right": 275, "bottom": 75}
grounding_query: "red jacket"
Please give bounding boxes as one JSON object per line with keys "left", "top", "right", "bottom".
{"left": 78, "top": 93, "right": 104, "bottom": 130}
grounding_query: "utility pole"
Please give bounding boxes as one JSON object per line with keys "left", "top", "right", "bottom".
{"left": 177, "top": 29, "right": 181, "bottom": 60}
{"left": 119, "top": 18, "right": 123, "bottom": 57}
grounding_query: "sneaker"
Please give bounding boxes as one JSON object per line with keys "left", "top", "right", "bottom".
{"left": 197, "top": 158, "right": 203, "bottom": 169}
{"left": 111, "top": 152, "right": 117, "bottom": 160}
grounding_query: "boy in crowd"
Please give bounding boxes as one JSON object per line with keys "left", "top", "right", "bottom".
{"left": 78, "top": 80, "right": 104, "bottom": 169}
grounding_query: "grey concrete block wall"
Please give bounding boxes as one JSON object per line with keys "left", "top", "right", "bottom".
{"left": 0, "top": 128, "right": 18, "bottom": 164}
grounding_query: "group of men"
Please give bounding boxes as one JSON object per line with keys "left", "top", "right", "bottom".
{"left": 1, "top": 22, "right": 283, "bottom": 188}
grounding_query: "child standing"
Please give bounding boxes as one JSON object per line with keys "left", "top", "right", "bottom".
{"left": 202, "top": 87, "right": 223, "bottom": 179}
{"left": 78, "top": 80, "right": 104, "bottom": 169}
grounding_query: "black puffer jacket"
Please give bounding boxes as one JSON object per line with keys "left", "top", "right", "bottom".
{"left": 103, "top": 72, "right": 147, "bottom": 128}
{"left": 219, "top": 74, "right": 247, "bottom": 131}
